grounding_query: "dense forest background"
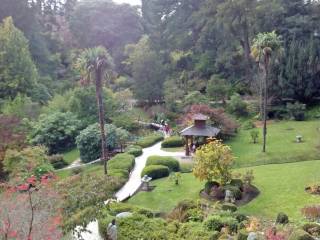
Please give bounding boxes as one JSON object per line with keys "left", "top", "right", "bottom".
{"left": 1, "top": 0, "right": 320, "bottom": 109}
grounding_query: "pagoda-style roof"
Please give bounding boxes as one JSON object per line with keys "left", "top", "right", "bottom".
{"left": 180, "top": 125, "right": 220, "bottom": 137}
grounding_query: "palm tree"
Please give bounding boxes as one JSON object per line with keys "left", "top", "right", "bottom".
{"left": 76, "top": 46, "right": 114, "bottom": 174}
{"left": 251, "top": 31, "right": 282, "bottom": 153}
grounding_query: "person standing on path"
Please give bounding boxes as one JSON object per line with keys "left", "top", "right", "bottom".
{"left": 106, "top": 219, "right": 117, "bottom": 240}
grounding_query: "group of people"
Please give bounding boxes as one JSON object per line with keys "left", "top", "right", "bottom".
{"left": 160, "top": 119, "right": 171, "bottom": 135}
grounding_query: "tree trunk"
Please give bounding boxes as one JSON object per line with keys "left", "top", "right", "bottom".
{"left": 95, "top": 67, "right": 108, "bottom": 175}
{"left": 262, "top": 55, "right": 269, "bottom": 153}
{"left": 242, "top": 19, "right": 252, "bottom": 84}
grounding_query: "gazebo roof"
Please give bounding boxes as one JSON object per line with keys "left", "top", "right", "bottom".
{"left": 180, "top": 125, "right": 220, "bottom": 137}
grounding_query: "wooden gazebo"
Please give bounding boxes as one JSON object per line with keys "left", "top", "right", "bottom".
{"left": 180, "top": 114, "right": 220, "bottom": 156}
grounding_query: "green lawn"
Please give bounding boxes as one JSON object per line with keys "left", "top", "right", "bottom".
{"left": 128, "top": 160, "right": 320, "bottom": 220}
{"left": 62, "top": 148, "right": 80, "bottom": 165}
{"left": 227, "top": 120, "right": 320, "bottom": 168}
{"left": 127, "top": 173, "right": 203, "bottom": 213}
{"left": 56, "top": 163, "right": 103, "bottom": 179}
{"left": 238, "top": 160, "right": 320, "bottom": 220}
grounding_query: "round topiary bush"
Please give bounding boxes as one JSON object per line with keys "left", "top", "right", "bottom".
{"left": 276, "top": 212, "right": 289, "bottom": 224}
{"left": 141, "top": 165, "right": 169, "bottom": 179}
{"left": 125, "top": 145, "right": 143, "bottom": 157}
{"left": 146, "top": 156, "right": 180, "bottom": 172}
{"left": 288, "top": 229, "right": 314, "bottom": 240}
{"left": 136, "top": 134, "right": 164, "bottom": 148}
{"left": 161, "top": 136, "right": 184, "bottom": 148}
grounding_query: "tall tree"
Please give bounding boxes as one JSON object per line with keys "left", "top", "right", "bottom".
{"left": 75, "top": 47, "right": 114, "bottom": 174}
{"left": 69, "top": 0, "right": 143, "bottom": 71}
{"left": 0, "top": 17, "right": 39, "bottom": 99}
{"left": 125, "top": 36, "right": 166, "bottom": 103}
{"left": 252, "top": 31, "right": 283, "bottom": 152}
{"left": 216, "top": 0, "right": 257, "bottom": 83}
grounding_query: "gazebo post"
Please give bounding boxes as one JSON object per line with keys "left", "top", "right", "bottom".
{"left": 185, "top": 136, "right": 190, "bottom": 156}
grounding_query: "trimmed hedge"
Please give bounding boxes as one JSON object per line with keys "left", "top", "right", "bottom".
{"left": 276, "top": 212, "right": 289, "bottom": 224}
{"left": 161, "top": 136, "right": 184, "bottom": 148}
{"left": 141, "top": 165, "right": 169, "bottom": 179}
{"left": 108, "top": 169, "right": 129, "bottom": 179}
{"left": 125, "top": 145, "right": 143, "bottom": 157}
{"left": 108, "top": 153, "right": 135, "bottom": 174}
{"left": 136, "top": 134, "right": 164, "bottom": 148}
{"left": 146, "top": 156, "right": 180, "bottom": 171}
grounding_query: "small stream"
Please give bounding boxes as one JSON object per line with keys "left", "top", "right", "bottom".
{"left": 75, "top": 140, "right": 184, "bottom": 240}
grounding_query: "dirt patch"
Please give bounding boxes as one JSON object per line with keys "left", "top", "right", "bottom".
{"left": 200, "top": 185, "right": 260, "bottom": 207}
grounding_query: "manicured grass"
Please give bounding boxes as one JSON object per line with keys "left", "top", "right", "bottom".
{"left": 226, "top": 120, "right": 320, "bottom": 168}
{"left": 128, "top": 160, "right": 320, "bottom": 220}
{"left": 56, "top": 163, "right": 103, "bottom": 179}
{"left": 161, "top": 147, "right": 184, "bottom": 152}
{"left": 62, "top": 148, "right": 80, "bottom": 165}
{"left": 238, "top": 160, "right": 320, "bottom": 220}
{"left": 127, "top": 173, "right": 203, "bottom": 213}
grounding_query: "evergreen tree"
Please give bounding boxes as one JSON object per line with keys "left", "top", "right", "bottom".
{"left": 0, "top": 17, "right": 39, "bottom": 99}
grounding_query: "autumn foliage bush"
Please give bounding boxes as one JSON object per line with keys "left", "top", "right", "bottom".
{"left": 181, "top": 104, "right": 239, "bottom": 138}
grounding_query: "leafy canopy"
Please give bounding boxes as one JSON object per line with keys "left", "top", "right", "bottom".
{"left": 193, "top": 140, "right": 234, "bottom": 185}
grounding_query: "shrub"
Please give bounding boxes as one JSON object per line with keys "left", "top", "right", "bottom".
{"left": 250, "top": 130, "right": 259, "bottom": 144}
{"left": 48, "top": 154, "right": 68, "bottom": 169}
{"left": 234, "top": 213, "right": 248, "bottom": 223}
{"left": 108, "top": 169, "right": 129, "bottom": 179}
{"left": 222, "top": 203, "right": 237, "bottom": 212}
{"left": 242, "top": 170, "right": 254, "bottom": 186}
{"left": 288, "top": 230, "right": 314, "bottom": 240}
{"left": 227, "top": 94, "right": 248, "bottom": 117}
{"left": 230, "top": 179, "right": 244, "bottom": 190}
{"left": 76, "top": 123, "right": 128, "bottom": 163}
{"left": 276, "top": 212, "right": 289, "bottom": 224}
{"left": 108, "top": 153, "right": 135, "bottom": 174}
{"left": 204, "top": 215, "right": 238, "bottom": 232}
{"left": 4, "top": 146, "right": 53, "bottom": 179}
{"left": 30, "top": 112, "right": 82, "bottom": 154}
{"left": 161, "top": 136, "right": 184, "bottom": 148}
{"left": 237, "top": 230, "right": 249, "bottom": 240}
{"left": 223, "top": 185, "right": 242, "bottom": 200}
{"left": 204, "top": 181, "right": 220, "bottom": 194}
{"left": 141, "top": 165, "right": 169, "bottom": 179}
{"left": 146, "top": 156, "right": 179, "bottom": 171}
{"left": 125, "top": 145, "right": 143, "bottom": 157}
{"left": 242, "top": 120, "right": 255, "bottom": 130}
{"left": 136, "top": 134, "right": 164, "bottom": 148}
{"left": 287, "top": 102, "right": 306, "bottom": 121}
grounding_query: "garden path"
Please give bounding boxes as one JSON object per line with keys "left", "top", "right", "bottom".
{"left": 75, "top": 139, "right": 185, "bottom": 240}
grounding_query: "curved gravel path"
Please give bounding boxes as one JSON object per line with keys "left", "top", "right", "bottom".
{"left": 75, "top": 140, "right": 184, "bottom": 240}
